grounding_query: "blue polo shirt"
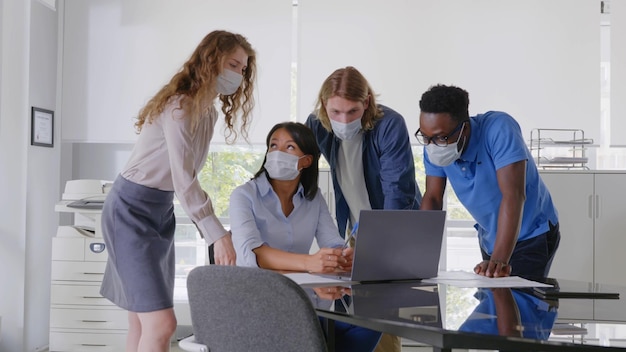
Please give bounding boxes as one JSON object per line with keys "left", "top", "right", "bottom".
{"left": 424, "top": 111, "right": 558, "bottom": 255}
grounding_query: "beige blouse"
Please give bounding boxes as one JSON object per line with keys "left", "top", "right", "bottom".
{"left": 121, "top": 96, "right": 226, "bottom": 244}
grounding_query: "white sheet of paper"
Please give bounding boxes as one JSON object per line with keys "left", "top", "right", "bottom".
{"left": 422, "top": 271, "right": 552, "bottom": 288}
{"left": 283, "top": 272, "right": 356, "bottom": 286}
{"left": 283, "top": 270, "right": 552, "bottom": 288}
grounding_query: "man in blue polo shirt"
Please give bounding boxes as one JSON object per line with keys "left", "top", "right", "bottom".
{"left": 417, "top": 84, "right": 560, "bottom": 278}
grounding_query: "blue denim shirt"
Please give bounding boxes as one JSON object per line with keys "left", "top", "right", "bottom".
{"left": 306, "top": 105, "right": 422, "bottom": 236}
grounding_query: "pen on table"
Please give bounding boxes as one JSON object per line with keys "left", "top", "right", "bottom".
{"left": 342, "top": 222, "right": 358, "bottom": 251}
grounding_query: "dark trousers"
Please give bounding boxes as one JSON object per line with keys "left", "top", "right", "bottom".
{"left": 318, "top": 317, "right": 382, "bottom": 352}
{"left": 481, "top": 222, "right": 561, "bottom": 278}
{"left": 208, "top": 244, "right": 215, "bottom": 264}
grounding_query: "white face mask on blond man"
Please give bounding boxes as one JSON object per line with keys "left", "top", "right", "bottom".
{"left": 264, "top": 151, "right": 305, "bottom": 180}
{"left": 331, "top": 117, "right": 362, "bottom": 140}
{"left": 216, "top": 69, "right": 243, "bottom": 95}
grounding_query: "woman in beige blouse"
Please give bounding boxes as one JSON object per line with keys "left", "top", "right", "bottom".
{"left": 99, "top": 30, "right": 256, "bottom": 352}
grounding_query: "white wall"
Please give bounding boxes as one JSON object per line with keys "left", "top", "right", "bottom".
{"left": 298, "top": 0, "right": 600, "bottom": 141}
{"left": 0, "top": 0, "right": 30, "bottom": 350}
{"left": 61, "top": 0, "right": 603, "bottom": 145}
{"left": 25, "top": 1, "right": 59, "bottom": 350}
{"left": 0, "top": 0, "right": 59, "bottom": 350}
{"left": 61, "top": 0, "right": 293, "bottom": 144}
{"left": 611, "top": 0, "right": 626, "bottom": 146}
{"left": 71, "top": 143, "right": 132, "bottom": 180}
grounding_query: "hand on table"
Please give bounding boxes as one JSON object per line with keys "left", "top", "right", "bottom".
{"left": 474, "top": 259, "right": 512, "bottom": 278}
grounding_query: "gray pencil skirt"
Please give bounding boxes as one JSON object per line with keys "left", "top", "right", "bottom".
{"left": 100, "top": 175, "right": 176, "bottom": 312}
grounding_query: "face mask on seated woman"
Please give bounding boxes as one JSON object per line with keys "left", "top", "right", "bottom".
{"left": 264, "top": 151, "right": 305, "bottom": 180}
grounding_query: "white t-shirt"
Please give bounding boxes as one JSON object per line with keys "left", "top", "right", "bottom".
{"left": 335, "top": 133, "right": 371, "bottom": 229}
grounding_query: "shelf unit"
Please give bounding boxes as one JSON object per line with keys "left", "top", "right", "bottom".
{"left": 50, "top": 182, "right": 126, "bottom": 352}
{"left": 529, "top": 128, "right": 593, "bottom": 170}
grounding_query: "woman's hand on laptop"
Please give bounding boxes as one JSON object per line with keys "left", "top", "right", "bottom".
{"left": 308, "top": 248, "right": 351, "bottom": 273}
{"left": 339, "top": 247, "right": 354, "bottom": 271}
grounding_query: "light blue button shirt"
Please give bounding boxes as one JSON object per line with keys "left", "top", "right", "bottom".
{"left": 230, "top": 173, "right": 344, "bottom": 267}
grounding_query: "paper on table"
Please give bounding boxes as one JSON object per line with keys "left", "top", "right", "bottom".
{"left": 422, "top": 271, "right": 552, "bottom": 288}
{"left": 283, "top": 272, "right": 356, "bottom": 286}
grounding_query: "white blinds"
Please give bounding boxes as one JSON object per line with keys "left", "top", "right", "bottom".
{"left": 63, "top": 0, "right": 601, "bottom": 145}
{"left": 611, "top": 0, "right": 626, "bottom": 146}
{"left": 297, "top": 0, "right": 599, "bottom": 142}
{"left": 62, "top": 0, "right": 292, "bottom": 144}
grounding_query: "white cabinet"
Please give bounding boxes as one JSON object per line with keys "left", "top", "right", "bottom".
{"left": 541, "top": 172, "right": 594, "bottom": 283}
{"left": 541, "top": 171, "right": 626, "bottom": 286}
{"left": 591, "top": 173, "right": 626, "bottom": 286}
{"left": 50, "top": 181, "right": 125, "bottom": 352}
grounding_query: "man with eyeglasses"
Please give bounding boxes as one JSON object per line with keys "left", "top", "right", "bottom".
{"left": 417, "top": 84, "right": 560, "bottom": 279}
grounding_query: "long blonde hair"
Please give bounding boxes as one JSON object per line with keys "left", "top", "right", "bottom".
{"left": 313, "top": 66, "right": 383, "bottom": 132}
{"left": 135, "top": 30, "right": 257, "bottom": 143}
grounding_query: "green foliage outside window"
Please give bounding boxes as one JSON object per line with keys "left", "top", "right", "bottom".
{"left": 189, "top": 146, "right": 472, "bottom": 222}
{"left": 413, "top": 147, "right": 472, "bottom": 221}
{"left": 198, "top": 147, "right": 266, "bottom": 219}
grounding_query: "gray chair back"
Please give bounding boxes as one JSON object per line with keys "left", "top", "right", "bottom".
{"left": 186, "top": 265, "right": 328, "bottom": 352}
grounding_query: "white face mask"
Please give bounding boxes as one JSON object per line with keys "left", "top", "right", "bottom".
{"left": 425, "top": 124, "right": 467, "bottom": 167}
{"left": 330, "top": 118, "right": 362, "bottom": 140}
{"left": 264, "top": 151, "right": 303, "bottom": 181}
{"left": 216, "top": 69, "right": 243, "bottom": 95}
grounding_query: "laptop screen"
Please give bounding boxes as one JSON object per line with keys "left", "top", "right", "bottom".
{"left": 350, "top": 209, "right": 446, "bottom": 282}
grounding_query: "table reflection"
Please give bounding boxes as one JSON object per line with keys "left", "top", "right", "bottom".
{"left": 458, "top": 288, "right": 557, "bottom": 340}
{"left": 306, "top": 281, "right": 443, "bottom": 328}
{"left": 303, "top": 278, "right": 626, "bottom": 351}
{"left": 307, "top": 282, "right": 559, "bottom": 339}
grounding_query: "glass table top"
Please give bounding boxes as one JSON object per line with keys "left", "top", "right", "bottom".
{"left": 304, "top": 279, "right": 626, "bottom": 351}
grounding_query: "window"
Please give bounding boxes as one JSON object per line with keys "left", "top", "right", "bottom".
{"left": 173, "top": 2, "right": 612, "bottom": 284}
{"left": 412, "top": 147, "right": 481, "bottom": 272}
{"left": 173, "top": 145, "right": 266, "bottom": 298}
{"left": 173, "top": 144, "right": 479, "bottom": 284}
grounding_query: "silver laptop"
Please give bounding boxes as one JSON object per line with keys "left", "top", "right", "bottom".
{"left": 321, "top": 209, "right": 446, "bottom": 282}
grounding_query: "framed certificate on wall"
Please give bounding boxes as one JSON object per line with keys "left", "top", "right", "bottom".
{"left": 31, "top": 106, "right": 54, "bottom": 147}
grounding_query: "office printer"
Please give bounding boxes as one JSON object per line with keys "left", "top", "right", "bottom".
{"left": 56, "top": 179, "right": 113, "bottom": 238}
{"left": 60, "top": 179, "right": 113, "bottom": 209}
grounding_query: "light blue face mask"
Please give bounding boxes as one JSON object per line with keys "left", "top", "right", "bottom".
{"left": 330, "top": 118, "right": 362, "bottom": 140}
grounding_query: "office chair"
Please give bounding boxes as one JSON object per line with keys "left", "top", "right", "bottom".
{"left": 179, "top": 265, "right": 328, "bottom": 352}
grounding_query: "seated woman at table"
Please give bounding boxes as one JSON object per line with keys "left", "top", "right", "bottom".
{"left": 230, "top": 121, "right": 382, "bottom": 352}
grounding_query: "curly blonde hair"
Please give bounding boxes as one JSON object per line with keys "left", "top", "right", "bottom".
{"left": 134, "top": 30, "right": 256, "bottom": 143}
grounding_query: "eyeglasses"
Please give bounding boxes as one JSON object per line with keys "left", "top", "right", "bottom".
{"left": 414, "top": 120, "right": 468, "bottom": 147}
